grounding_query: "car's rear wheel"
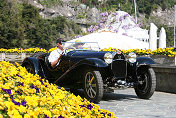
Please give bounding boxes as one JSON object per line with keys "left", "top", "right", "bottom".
{"left": 134, "top": 67, "right": 156, "bottom": 99}
{"left": 24, "top": 63, "right": 35, "bottom": 75}
{"left": 83, "top": 69, "right": 103, "bottom": 103}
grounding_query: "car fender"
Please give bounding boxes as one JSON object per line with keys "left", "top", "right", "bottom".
{"left": 136, "top": 57, "right": 155, "bottom": 67}
{"left": 21, "top": 57, "right": 40, "bottom": 75}
{"left": 65, "top": 58, "right": 108, "bottom": 76}
{"left": 53, "top": 58, "right": 108, "bottom": 84}
{"left": 127, "top": 57, "right": 155, "bottom": 79}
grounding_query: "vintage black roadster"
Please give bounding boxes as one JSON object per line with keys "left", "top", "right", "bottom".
{"left": 22, "top": 42, "right": 156, "bottom": 103}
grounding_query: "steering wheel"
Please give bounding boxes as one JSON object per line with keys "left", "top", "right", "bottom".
{"left": 65, "top": 47, "right": 76, "bottom": 51}
{"left": 63, "top": 47, "right": 76, "bottom": 55}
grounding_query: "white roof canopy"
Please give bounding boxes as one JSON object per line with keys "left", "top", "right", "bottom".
{"left": 70, "top": 11, "right": 151, "bottom": 50}
{"left": 70, "top": 31, "right": 149, "bottom": 50}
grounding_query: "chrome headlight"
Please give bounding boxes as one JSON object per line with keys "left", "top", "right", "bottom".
{"left": 128, "top": 52, "right": 136, "bottom": 63}
{"left": 104, "top": 52, "right": 113, "bottom": 64}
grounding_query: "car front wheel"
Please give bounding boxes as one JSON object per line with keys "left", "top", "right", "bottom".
{"left": 83, "top": 70, "right": 103, "bottom": 103}
{"left": 134, "top": 67, "right": 156, "bottom": 99}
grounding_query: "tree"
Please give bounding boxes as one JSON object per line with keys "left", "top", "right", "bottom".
{"left": 0, "top": 0, "right": 25, "bottom": 48}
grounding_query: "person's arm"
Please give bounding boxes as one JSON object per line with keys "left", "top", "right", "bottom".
{"left": 50, "top": 52, "right": 63, "bottom": 68}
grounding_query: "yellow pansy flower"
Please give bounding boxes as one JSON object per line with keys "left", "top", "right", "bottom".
{"left": 0, "top": 61, "right": 116, "bottom": 118}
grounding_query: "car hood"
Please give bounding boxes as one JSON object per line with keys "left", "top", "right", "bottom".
{"left": 67, "top": 50, "right": 108, "bottom": 59}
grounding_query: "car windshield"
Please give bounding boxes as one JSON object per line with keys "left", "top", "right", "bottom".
{"left": 63, "top": 42, "right": 100, "bottom": 52}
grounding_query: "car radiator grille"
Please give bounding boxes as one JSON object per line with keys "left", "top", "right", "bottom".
{"left": 111, "top": 59, "right": 127, "bottom": 78}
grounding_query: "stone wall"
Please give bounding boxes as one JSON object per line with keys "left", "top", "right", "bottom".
{"left": 150, "top": 55, "right": 176, "bottom": 66}
{"left": 152, "top": 65, "right": 176, "bottom": 94}
{"left": 0, "top": 53, "right": 32, "bottom": 62}
{"left": 150, "top": 55, "right": 176, "bottom": 94}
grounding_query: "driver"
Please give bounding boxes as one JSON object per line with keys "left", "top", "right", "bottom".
{"left": 48, "top": 38, "right": 65, "bottom": 68}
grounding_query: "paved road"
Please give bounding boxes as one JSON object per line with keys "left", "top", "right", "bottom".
{"left": 98, "top": 88, "right": 176, "bottom": 118}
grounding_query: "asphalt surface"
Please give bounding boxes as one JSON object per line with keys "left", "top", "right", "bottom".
{"left": 98, "top": 88, "right": 176, "bottom": 118}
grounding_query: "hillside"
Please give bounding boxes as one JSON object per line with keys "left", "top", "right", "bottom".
{"left": 25, "top": 0, "right": 176, "bottom": 47}
{"left": 0, "top": 0, "right": 176, "bottom": 48}
{"left": 22, "top": 0, "right": 176, "bottom": 27}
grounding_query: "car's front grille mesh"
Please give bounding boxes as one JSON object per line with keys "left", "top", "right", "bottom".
{"left": 111, "top": 59, "right": 127, "bottom": 78}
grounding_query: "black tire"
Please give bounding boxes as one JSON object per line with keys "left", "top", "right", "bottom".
{"left": 83, "top": 69, "right": 103, "bottom": 103}
{"left": 69, "top": 88, "right": 77, "bottom": 94}
{"left": 24, "top": 63, "right": 35, "bottom": 75}
{"left": 134, "top": 67, "right": 156, "bottom": 99}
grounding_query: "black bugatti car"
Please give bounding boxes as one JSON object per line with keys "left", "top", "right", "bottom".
{"left": 22, "top": 42, "right": 156, "bottom": 103}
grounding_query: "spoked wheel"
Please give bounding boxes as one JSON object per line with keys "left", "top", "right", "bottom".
{"left": 134, "top": 67, "right": 156, "bottom": 99}
{"left": 83, "top": 70, "right": 103, "bottom": 103}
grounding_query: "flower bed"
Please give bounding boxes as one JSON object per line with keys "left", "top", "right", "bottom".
{"left": 101, "top": 47, "right": 176, "bottom": 57}
{"left": 0, "top": 48, "right": 48, "bottom": 53}
{"left": 0, "top": 61, "right": 116, "bottom": 118}
{"left": 1, "top": 47, "right": 176, "bottom": 57}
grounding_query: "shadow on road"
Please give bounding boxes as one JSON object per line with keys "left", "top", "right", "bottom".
{"left": 68, "top": 89, "right": 138, "bottom": 101}
{"left": 102, "top": 92, "right": 138, "bottom": 101}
